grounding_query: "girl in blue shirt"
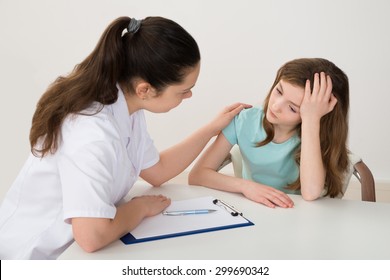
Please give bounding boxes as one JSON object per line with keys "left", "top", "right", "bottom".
{"left": 189, "top": 58, "right": 349, "bottom": 208}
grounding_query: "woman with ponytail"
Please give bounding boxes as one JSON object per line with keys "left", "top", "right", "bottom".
{"left": 0, "top": 17, "right": 249, "bottom": 259}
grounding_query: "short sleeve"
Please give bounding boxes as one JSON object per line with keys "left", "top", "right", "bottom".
{"left": 58, "top": 116, "right": 120, "bottom": 223}
{"left": 222, "top": 117, "right": 238, "bottom": 145}
{"left": 141, "top": 135, "right": 159, "bottom": 170}
{"left": 132, "top": 110, "right": 160, "bottom": 170}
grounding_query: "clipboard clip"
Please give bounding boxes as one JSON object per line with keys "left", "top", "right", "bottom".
{"left": 213, "top": 199, "right": 243, "bottom": 216}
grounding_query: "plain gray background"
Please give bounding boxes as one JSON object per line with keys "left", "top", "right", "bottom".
{"left": 1, "top": 0, "right": 389, "bottom": 200}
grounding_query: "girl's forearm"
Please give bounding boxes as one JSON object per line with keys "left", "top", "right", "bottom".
{"left": 189, "top": 165, "right": 246, "bottom": 194}
{"left": 300, "top": 119, "right": 326, "bottom": 200}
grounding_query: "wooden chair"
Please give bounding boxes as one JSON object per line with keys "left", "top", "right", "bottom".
{"left": 218, "top": 146, "right": 376, "bottom": 202}
{"left": 349, "top": 154, "right": 376, "bottom": 202}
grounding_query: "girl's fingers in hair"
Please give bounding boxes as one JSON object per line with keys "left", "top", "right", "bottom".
{"left": 318, "top": 72, "right": 328, "bottom": 97}
{"left": 324, "top": 75, "right": 333, "bottom": 100}
{"left": 320, "top": 72, "right": 333, "bottom": 99}
{"left": 304, "top": 79, "right": 311, "bottom": 101}
{"left": 312, "top": 73, "right": 320, "bottom": 96}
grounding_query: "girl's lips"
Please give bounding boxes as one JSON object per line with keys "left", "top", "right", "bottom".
{"left": 268, "top": 109, "right": 277, "bottom": 119}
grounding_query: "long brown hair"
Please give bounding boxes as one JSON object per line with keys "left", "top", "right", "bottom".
{"left": 30, "top": 16, "right": 200, "bottom": 157}
{"left": 258, "top": 58, "right": 349, "bottom": 197}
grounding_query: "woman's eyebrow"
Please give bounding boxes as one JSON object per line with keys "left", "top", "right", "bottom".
{"left": 182, "top": 84, "right": 195, "bottom": 92}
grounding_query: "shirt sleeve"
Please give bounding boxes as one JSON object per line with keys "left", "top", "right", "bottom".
{"left": 222, "top": 116, "right": 238, "bottom": 145}
{"left": 135, "top": 110, "right": 160, "bottom": 170}
{"left": 141, "top": 136, "right": 159, "bottom": 170}
{"left": 58, "top": 116, "right": 119, "bottom": 223}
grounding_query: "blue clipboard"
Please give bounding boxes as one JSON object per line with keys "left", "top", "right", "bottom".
{"left": 120, "top": 196, "right": 254, "bottom": 245}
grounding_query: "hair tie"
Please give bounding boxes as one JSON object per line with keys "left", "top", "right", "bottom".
{"left": 127, "top": 18, "right": 142, "bottom": 34}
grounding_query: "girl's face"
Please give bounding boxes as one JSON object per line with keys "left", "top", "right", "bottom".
{"left": 266, "top": 80, "right": 305, "bottom": 129}
{"left": 146, "top": 63, "right": 200, "bottom": 113}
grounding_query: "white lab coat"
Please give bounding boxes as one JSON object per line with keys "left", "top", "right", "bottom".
{"left": 0, "top": 87, "right": 159, "bottom": 259}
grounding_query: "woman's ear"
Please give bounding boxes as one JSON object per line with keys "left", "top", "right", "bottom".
{"left": 135, "top": 82, "right": 154, "bottom": 100}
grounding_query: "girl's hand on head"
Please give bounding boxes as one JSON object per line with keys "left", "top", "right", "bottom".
{"left": 131, "top": 195, "right": 171, "bottom": 217}
{"left": 208, "top": 103, "right": 252, "bottom": 136}
{"left": 241, "top": 182, "right": 294, "bottom": 208}
{"left": 300, "top": 72, "right": 338, "bottom": 122}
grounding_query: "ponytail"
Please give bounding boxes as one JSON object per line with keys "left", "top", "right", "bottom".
{"left": 30, "top": 17, "right": 130, "bottom": 157}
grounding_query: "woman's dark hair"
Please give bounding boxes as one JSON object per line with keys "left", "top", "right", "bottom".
{"left": 30, "top": 16, "right": 200, "bottom": 157}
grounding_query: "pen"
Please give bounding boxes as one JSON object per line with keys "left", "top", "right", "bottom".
{"left": 162, "top": 209, "right": 217, "bottom": 216}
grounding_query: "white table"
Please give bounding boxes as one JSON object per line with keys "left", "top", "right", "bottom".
{"left": 59, "top": 182, "right": 390, "bottom": 260}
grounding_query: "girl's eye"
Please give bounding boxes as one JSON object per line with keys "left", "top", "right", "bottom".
{"left": 276, "top": 88, "right": 282, "bottom": 95}
{"left": 289, "top": 106, "right": 297, "bottom": 113}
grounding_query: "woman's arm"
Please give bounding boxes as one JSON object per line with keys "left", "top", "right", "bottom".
{"left": 140, "top": 103, "right": 251, "bottom": 186}
{"left": 71, "top": 195, "right": 170, "bottom": 253}
{"left": 189, "top": 133, "right": 294, "bottom": 208}
{"left": 299, "top": 72, "right": 338, "bottom": 200}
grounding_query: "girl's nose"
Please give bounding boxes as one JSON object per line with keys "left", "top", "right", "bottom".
{"left": 183, "top": 92, "right": 192, "bottom": 99}
{"left": 272, "top": 101, "right": 282, "bottom": 112}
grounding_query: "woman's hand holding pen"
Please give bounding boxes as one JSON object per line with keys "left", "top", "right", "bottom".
{"left": 207, "top": 103, "right": 252, "bottom": 136}
{"left": 241, "top": 181, "right": 294, "bottom": 208}
{"left": 300, "top": 72, "right": 338, "bottom": 123}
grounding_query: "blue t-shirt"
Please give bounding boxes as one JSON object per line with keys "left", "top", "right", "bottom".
{"left": 222, "top": 107, "right": 300, "bottom": 194}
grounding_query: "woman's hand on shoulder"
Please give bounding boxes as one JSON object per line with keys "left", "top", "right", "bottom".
{"left": 241, "top": 181, "right": 294, "bottom": 208}
{"left": 207, "top": 103, "right": 252, "bottom": 136}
